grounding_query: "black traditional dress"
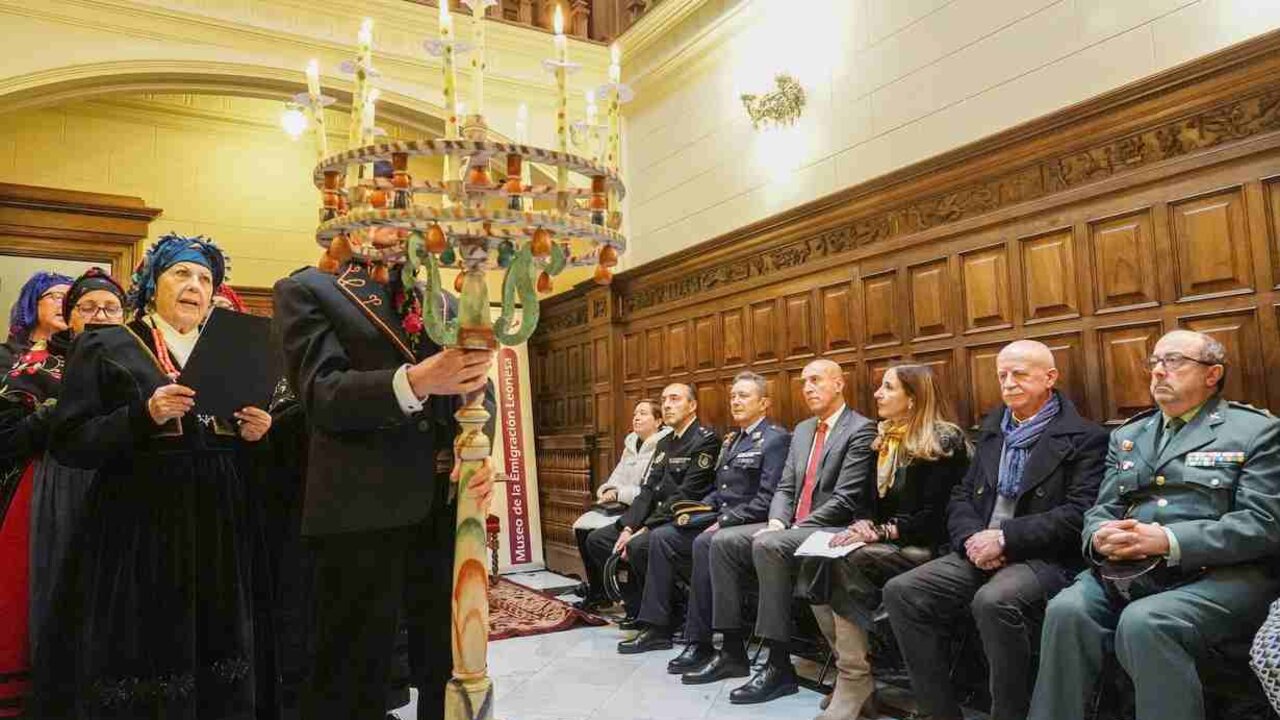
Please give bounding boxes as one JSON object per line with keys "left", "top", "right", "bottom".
{"left": 32, "top": 319, "right": 259, "bottom": 720}
{"left": 26, "top": 330, "right": 100, "bottom": 670}
{"left": 0, "top": 337, "right": 63, "bottom": 719}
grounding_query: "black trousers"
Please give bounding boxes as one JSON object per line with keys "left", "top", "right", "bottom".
{"left": 584, "top": 523, "right": 653, "bottom": 618}
{"left": 637, "top": 523, "right": 699, "bottom": 629}
{"left": 883, "top": 552, "right": 1061, "bottom": 720}
{"left": 302, "top": 510, "right": 455, "bottom": 720}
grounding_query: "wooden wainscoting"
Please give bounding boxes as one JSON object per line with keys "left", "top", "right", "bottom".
{"left": 530, "top": 31, "right": 1280, "bottom": 562}
{"left": 535, "top": 432, "right": 597, "bottom": 575}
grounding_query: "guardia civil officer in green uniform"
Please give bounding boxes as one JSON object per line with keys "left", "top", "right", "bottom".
{"left": 1030, "top": 329, "right": 1280, "bottom": 720}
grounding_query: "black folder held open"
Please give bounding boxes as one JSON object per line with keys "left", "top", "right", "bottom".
{"left": 178, "top": 308, "right": 277, "bottom": 418}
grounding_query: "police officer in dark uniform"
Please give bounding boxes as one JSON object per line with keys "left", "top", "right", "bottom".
{"left": 585, "top": 382, "right": 719, "bottom": 629}
{"left": 619, "top": 372, "right": 790, "bottom": 659}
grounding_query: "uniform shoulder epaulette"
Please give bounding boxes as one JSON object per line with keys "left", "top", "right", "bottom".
{"left": 698, "top": 426, "right": 716, "bottom": 437}
{"left": 1227, "top": 401, "right": 1274, "bottom": 418}
{"left": 288, "top": 265, "right": 312, "bottom": 277}
{"left": 1117, "top": 407, "right": 1159, "bottom": 428}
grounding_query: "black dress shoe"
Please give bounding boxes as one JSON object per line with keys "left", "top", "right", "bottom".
{"left": 617, "top": 616, "right": 642, "bottom": 631}
{"left": 728, "top": 663, "right": 798, "bottom": 704}
{"left": 617, "top": 626, "right": 673, "bottom": 654}
{"left": 681, "top": 650, "right": 750, "bottom": 685}
{"left": 666, "top": 643, "right": 714, "bottom": 674}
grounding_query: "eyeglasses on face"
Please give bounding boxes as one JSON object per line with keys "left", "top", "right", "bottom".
{"left": 39, "top": 291, "right": 67, "bottom": 303}
{"left": 75, "top": 302, "right": 124, "bottom": 319}
{"left": 1146, "top": 352, "right": 1218, "bottom": 372}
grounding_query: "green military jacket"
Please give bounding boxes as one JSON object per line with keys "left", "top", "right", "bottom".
{"left": 1083, "top": 394, "right": 1280, "bottom": 572}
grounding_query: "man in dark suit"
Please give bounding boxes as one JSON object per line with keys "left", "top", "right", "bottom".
{"left": 618, "top": 371, "right": 790, "bottom": 662}
{"left": 882, "top": 340, "right": 1107, "bottom": 720}
{"left": 703, "top": 359, "right": 877, "bottom": 704}
{"left": 584, "top": 382, "right": 720, "bottom": 628}
{"left": 273, "top": 229, "right": 495, "bottom": 720}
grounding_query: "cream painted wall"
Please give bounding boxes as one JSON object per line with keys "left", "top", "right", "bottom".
{"left": 619, "top": 0, "right": 1280, "bottom": 269}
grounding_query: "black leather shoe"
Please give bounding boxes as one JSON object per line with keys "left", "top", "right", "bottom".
{"left": 728, "top": 663, "right": 798, "bottom": 704}
{"left": 666, "top": 643, "right": 714, "bottom": 674}
{"left": 681, "top": 650, "right": 750, "bottom": 685}
{"left": 617, "top": 626, "right": 673, "bottom": 654}
{"left": 617, "top": 616, "right": 641, "bottom": 631}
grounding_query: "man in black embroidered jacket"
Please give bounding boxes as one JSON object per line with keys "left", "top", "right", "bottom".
{"left": 273, "top": 230, "right": 495, "bottom": 720}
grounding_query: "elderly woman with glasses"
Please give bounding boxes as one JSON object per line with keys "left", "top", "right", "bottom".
{"left": 0, "top": 271, "right": 71, "bottom": 717}
{"left": 32, "top": 234, "right": 274, "bottom": 720}
{"left": 25, "top": 269, "right": 129, "bottom": 672}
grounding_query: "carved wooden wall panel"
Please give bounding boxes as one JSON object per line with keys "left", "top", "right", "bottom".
{"left": 622, "top": 331, "right": 642, "bottom": 381}
{"left": 961, "top": 245, "right": 1012, "bottom": 332}
{"left": 694, "top": 315, "right": 716, "bottom": 369}
{"left": 645, "top": 327, "right": 664, "bottom": 378}
{"left": 1169, "top": 187, "right": 1254, "bottom": 300}
{"left": 531, "top": 37, "right": 1280, "bottom": 573}
{"left": 1020, "top": 230, "right": 1080, "bottom": 323}
{"left": 909, "top": 259, "right": 952, "bottom": 341}
{"left": 668, "top": 321, "right": 689, "bottom": 374}
{"left": 785, "top": 292, "right": 816, "bottom": 359}
{"left": 1099, "top": 323, "right": 1164, "bottom": 424}
{"left": 723, "top": 308, "right": 746, "bottom": 366}
{"left": 751, "top": 300, "right": 779, "bottom": 363}
{"left": 862, "top": 271, "right": 900, "bottom": 348}
{"left": 1090, "top": 211, "right": 1159, "bottom": 312}
{"left": 1180, "top": 309, "right": 1267, "bottom": 409}
{"left": 820, "top": 283, "right": 856, "bottom": 352}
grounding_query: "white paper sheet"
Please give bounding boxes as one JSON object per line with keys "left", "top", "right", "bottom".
{"left": 794, "top": 530, "right": 865, "bottom": 559}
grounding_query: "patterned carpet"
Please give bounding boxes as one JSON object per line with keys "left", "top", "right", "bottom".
{"left": 489, "top": 577, "right": 608, "bottom": 641}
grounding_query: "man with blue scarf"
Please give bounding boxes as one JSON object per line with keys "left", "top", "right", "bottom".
{"left": 883, "top": 340, "right": 1108, "bottom": 720}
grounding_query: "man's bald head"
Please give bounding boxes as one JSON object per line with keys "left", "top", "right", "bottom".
{"left": 801, "top": 359, "right": 846, "bottom": 419}
{"left": 996, "top": 340, "right": 1059, "bottom": 420}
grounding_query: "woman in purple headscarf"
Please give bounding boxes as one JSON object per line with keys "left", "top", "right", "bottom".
{"left": 0, "top": 270, "right": 71, "bottom": 718}
{"left": 32, "top": 235, "right": 273, "bottom": 720}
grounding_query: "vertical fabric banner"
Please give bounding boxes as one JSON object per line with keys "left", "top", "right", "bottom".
{"left": 484, "top": 316, "right": 544, "bottom": 573}
{"left": 496, "top": 347, "right": 533, "bottom": 565}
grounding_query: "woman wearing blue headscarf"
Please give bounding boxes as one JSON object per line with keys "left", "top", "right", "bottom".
{"left": 32, "top": 234, "right": 273, "bottom": 720}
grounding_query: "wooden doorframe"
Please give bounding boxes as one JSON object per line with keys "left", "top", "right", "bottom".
{"left": 0, "top": 182, "right": 162, "bottom": 283}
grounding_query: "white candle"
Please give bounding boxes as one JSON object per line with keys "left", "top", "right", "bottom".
{"left": 553, "top": 5, "right": 569, "bottom": 199}
{"left": 470, "top": 0, "right": 486, "bottom": 118}
{"left": 349, "top": 18, "right": 373, "bottom": 150}
{"left": 609, "top": 42, "right": 621, "bottom": 84}
{"left": 362, "top": 88, "right": 380, "bottom": 145}
{"left": 515, "top": 102, "right": 528, "bottom": 144}
{"left": 305, "top": 58, "right": 328, "bottom": 159}
{"left": 441, "top": 1, "right": 458, "bottom": 139}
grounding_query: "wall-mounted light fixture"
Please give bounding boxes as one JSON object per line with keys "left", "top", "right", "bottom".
{"left": 741, "top": 73, "right": 806, "bottom": 130}
{"left": 280, "top": 102, "right": 309, "bottom": 140}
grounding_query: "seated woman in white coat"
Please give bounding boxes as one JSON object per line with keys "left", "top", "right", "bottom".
{"left": 573, "top": 399, "right": 669, "bottom": 610}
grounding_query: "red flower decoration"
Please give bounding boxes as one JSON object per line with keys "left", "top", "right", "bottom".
{"left": 402, "top": 312, "right": 424, "bottom": 335}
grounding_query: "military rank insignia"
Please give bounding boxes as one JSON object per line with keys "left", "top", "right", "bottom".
{"left": 1186, "top": 451, "right": 1245, "bottom": 467}
{"left": 653, "top": 451, "right": 666, "bottom": 465}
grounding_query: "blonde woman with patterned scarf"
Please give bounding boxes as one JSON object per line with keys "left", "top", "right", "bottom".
{"left": 798, "top": 364, "right": 969, "bottom": 720}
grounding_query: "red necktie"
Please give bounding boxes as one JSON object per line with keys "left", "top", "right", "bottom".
{"left": 794, "top": 421, "right": 829, "bottom": 522}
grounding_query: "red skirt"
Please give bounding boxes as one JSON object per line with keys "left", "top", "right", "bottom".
{"left": 0, "top": 463, "right": 34, "bottom": 718}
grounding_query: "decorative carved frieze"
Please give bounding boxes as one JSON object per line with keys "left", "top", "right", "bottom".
{"left": 539, "top": 302, "right": 589, "bottom": 333}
